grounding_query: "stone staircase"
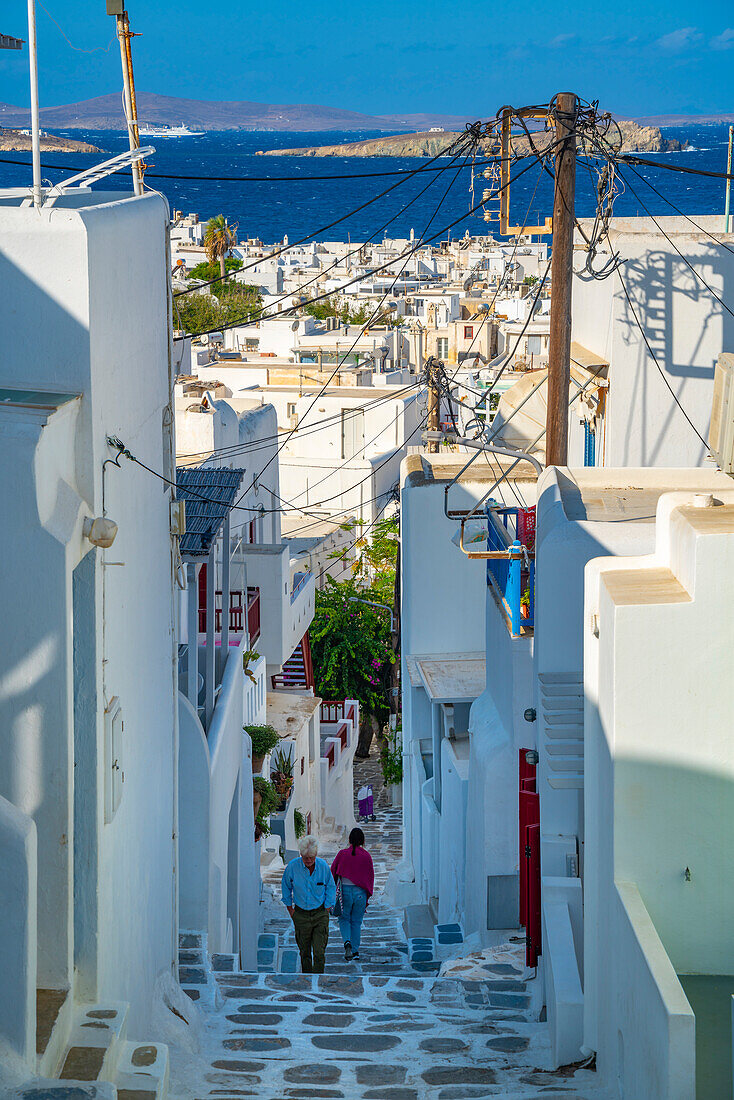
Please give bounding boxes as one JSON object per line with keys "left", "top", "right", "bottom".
{"left": 11, "top": 995, "right": 169, "bottom": 1100}
{"left": 165, "top": 808, "right": 600, "bottom": 1099}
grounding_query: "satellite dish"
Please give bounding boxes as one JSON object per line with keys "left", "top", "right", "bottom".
{"left": 291, "top": 321, "right": 299, "bottom": 331}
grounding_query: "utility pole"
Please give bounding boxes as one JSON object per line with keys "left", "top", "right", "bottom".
{"left": 108, "top": 2, "right": 143, "bottom": 195}
{"left": 426, "top": 356, "right": 441, "bottom": 453}
{"left": 725, "top": 125, "right": 733, "bottom": 235}
{"left": 546, "top": 92, "right": 578, "bottom": 467}
{"left": 26, "top": 0, "right": 42, "bottom": 207}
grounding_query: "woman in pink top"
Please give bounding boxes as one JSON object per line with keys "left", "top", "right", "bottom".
{"left": 330, "top": 827, "right": 374, "bottom": 961}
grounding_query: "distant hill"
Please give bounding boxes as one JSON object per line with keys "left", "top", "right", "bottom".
{"left": 0, "top": 93, "right": 468, "bottom": 133}
{"left": 631, "top": 112, "right": 734, "bottom": 128}
{"left": 0, "top": 92, "right": 727, "bottom": 134}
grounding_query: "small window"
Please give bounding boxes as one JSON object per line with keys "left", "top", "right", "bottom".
{"left": 436, "top": 337, "right": 449, "bottom": 359}
{"left": 287, "top": 402, "right": 297, "bottom": 417}
{"left": 464, "top": 325, "right": 474, "bottom": 339}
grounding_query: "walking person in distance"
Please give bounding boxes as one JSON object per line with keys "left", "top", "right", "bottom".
{"left": 331, "top": 827, "right": 374, "bottom": 961}
{"left": 281, "top": 835, "right": 336, "bottom": 974}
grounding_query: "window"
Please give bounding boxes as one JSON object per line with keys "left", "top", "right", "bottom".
{"left": 464, "top": 325, "right": 474, "bottom": 340}
{"left": 526, "top": 335, "right": 542, "bottom": 356}
{"left": 341, "top": 408, "right": 365, "bottom": 460}
{"left": 287, "top": 402, "right": 297, "bottom": 417}
{"left": 436, "top": 337, "right": 449, "bottom": 359}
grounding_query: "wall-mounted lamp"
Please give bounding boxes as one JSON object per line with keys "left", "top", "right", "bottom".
{"left": 684, "top": 867, "right": 691, "bottom": 882}
{"left": 525, "top": 750, "right": 539, "bottom": 766}
{"left": 84, "top": 516, "right": 119, "bottom": 549}
{"left": 524, "top": 708, "right": 537, "bottom": 723}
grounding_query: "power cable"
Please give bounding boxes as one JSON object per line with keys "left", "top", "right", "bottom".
{"left": 613, "top": 164, "right": 734, "bottom": 319}
{"left": 0, "top": 154, "right": 503, "bottom": 184}
{"left": 618, "top": 155, "right": 734, "bottom": 182}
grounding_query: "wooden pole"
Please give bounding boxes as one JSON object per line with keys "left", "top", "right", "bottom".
{"left": 546, "top": 92, "right": 578, "bottom": 467}
{"left": 427, "top": 357, "right": 440, "bottom": 453}
{"left": 116, "top": 12, "right": 142, "bottom": 195}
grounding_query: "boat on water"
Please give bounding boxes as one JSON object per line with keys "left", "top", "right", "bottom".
{"left": 137, "top": 123, "right": 205, "bottom": 137}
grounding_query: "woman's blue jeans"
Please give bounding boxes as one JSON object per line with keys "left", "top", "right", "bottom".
{"left": 338, "top": 883, "right": 368, "bottom": 951}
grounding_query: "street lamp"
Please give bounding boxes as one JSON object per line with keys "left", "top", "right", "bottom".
{"left": 348, "top": 596, "right": 395, "bottom": 633}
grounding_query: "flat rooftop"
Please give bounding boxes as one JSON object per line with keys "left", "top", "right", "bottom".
{"left": 267, "top": 690, "right": 321, "bottom": 738}
{"left": 556, "top": 468, "right": 733, "bottom": 525}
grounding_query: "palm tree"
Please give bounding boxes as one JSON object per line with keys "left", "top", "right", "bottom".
{"left": 204, "top": 215, "right": 238, "bottom": 285}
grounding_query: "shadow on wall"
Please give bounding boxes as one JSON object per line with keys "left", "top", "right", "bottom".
{"left": 615, "top": 247, "right": 734, "bottom": 466}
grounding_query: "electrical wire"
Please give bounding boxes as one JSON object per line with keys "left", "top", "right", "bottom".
{"left": 618, "top": 155, "right": 734, "bottom": 182}
{"left": 610, "top": 158, "right": 734, "bottom": 259}
{"left": 613, "top": 164, "right": 734, "bottom": 319}
{"left": 0, "top": 154, "right": 503, "bottom": 184}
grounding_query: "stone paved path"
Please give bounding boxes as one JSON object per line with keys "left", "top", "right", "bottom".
{"left": 169, "top": 810, "right": 605, "bottom": 1099}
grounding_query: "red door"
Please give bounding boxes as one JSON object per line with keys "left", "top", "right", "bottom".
{"left": 524, "top": 822, "right": 542, "bottom": 967}
{"left": 518, "top": 749, "right": 537, "bottom": 927}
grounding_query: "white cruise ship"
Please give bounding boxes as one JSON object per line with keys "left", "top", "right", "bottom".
{"left": 137, "top": 122, "right": 205, "bottom": 137}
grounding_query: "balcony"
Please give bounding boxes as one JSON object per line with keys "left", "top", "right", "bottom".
{"left": 486, "top": 505, "right": 535, "bottom": 638}
{"left": 239, "top": 543, "right": 315, "bottom": 670}
{"left": 319, "top": 698, "right": 360, "bottom": 827}
{"left": 198, "top": 586, "right": 261, "bottom": 643}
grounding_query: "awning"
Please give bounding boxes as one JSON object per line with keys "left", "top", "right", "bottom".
{"left": 408, "top": 653, "right": 486, "bottom": 703}
{"left": 489, "top": 342, "right": 608, "bottom": 459}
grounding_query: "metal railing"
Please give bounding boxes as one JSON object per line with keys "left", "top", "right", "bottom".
{"left": 486, "top": 506, "right": 535, "bottom": 637}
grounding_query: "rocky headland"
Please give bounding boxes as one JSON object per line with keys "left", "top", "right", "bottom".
{"left": 0, "top": 129, "right": 102, "bottom": 154}
{"left": 259, "top": 120, "right": 685, "bottom": 158}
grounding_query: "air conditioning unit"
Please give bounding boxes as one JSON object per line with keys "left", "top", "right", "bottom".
{"left": 710, "top": 353, "right": 734, "bottom": 474}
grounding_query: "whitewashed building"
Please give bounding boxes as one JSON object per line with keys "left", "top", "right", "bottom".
{"left": 0, "top": 188, "right": 184, "bottom": 1094}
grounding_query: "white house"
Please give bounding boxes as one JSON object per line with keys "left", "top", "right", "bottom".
{"left": 571, "top": 215, "right": 734, "bottom": 469}
{"left": 0, "top": 187, "right": 185, "bottom": 1093}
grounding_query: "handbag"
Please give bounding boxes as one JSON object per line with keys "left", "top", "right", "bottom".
{"left": 332, "top": 875, "right": 344, "bottom": 918}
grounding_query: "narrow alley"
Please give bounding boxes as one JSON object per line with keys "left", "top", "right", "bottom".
{"left": 169, "top": 800, "right": 602, "bottom": 1100}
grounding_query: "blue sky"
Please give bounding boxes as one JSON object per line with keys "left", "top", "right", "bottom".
{"left": 1, "top": 0, "right": 733, "bottom": 117}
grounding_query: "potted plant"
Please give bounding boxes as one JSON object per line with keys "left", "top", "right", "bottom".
{"left": 380, "top": 727, "right": 403, "bottom": 808}
{"left": 270, "top": 746, "right": 295, "bottom": 811}
{"left": 246, "top": 724, "right": 280, "bottom": 774}
{"left": 294, "top": 807, "right": 306, "bottom": 840}
{"left": 242, "top": 648, "right": 261, "bottom": 685}
{"left": 520, "top": 587, "right": 530, "bottom": 620}
{"left": 253, "top": 776, "right": 279, "bottom": 839}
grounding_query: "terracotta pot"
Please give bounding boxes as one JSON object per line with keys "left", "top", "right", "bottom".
{"left": 520, "top": 604, "right": 530, "bottom": 620}
{"left": 252, "top": 753, "right": 265, "bottom": 774}
{"left": 253, "top": 791, "right": 263, "bottom": 818}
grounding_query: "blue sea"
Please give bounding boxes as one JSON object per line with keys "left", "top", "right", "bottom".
{"left": 0, "top": 125, "right": 729, "bottom": 243}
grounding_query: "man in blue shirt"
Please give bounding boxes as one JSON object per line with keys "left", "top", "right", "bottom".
{"left": 282, "top": 835, "right": 336, "bottom": 973}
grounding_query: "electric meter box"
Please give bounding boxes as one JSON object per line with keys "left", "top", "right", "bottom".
{"left": 710, "top": 353, "right": 734, "bottom": 474}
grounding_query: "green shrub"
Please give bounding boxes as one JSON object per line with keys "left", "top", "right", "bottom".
{"left": 294, "top": 808, "right": 306, "bottom": 839}
{"left": 253, "top": 776, "right": 280, "bottom": 816}
{"left": 246, "top": 724, "right": 280, "bottom": 758}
